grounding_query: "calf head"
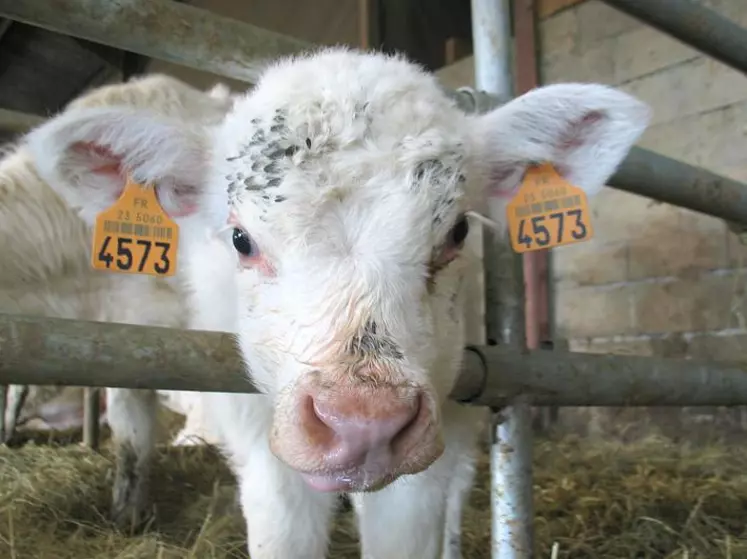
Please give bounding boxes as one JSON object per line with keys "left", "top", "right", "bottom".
{"left": 25, "top": 49, "right": 650, "bottom": 492}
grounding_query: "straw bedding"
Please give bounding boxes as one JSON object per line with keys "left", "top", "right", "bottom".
{"left": 1, "top": 413, "right": 747, "bottom": 558}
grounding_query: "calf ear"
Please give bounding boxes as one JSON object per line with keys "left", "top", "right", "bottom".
{"left": 25, "top": 106, "right": 212, "bottom": 225}
{"left": 470, "top": 83, "right": 651, "bottom": 201}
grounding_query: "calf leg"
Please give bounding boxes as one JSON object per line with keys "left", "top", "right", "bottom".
{"left": 107, "top": 387, "right": 157, "bottom": 531}
{"left": 207, "top": 392, "right": 336, "bottom": 559}
{"left": 354, "top": 403, "right": 484, "bottom": 559}
{"left": 353, "top": 464, "right": 449, "bottom": 559}
{"left": 441, "top": 406, "right": 486, "bottom": 559}
{"left": 236, "top": 439, "right": 336, "bottom": 559}
{"left": 0, "top": 384, "right": 28, "bottom": 442}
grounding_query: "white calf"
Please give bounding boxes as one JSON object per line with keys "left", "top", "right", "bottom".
{"left": 27, "top": 48, "right": 651, "bottom": 557}
{"left": 2, "top": 73, "right": 232, "bottom": 526}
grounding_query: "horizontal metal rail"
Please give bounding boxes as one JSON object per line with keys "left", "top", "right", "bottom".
{"left": 4, "top": 313, "right": 747, "bottom": 407}
{"left": 4, "top": 0, "right": 747, "bottom": 226}
{"left": 0, "top": 108, "right": 45, "bottom": 134}
{"left": 609, "top": 146, "right": 747, "bottom": 227}
{"left": 0, "top": 0, "right": 311, "bottom": 84}
{"left": 600, "top": 0, "right": 747, "bottom": 77}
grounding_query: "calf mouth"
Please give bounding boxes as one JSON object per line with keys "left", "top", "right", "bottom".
{"left": 295, "top": 439, "right": 445, "bottom": 494}
{"left": 298, "top": 468, "right": 399, "bottom": 493}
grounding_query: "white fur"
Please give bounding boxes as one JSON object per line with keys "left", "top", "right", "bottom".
{"left": 27, "top": 48, "right": 651, "bottom": 557}
{"left": 2, "top": 73, "right": 233, "bottom": 524}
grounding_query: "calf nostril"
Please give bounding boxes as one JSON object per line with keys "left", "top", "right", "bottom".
{"left": 390, "top": 392, "right": 422, "bottom": 443}
{"left": 303, "top": 395, "right": 337, "bottom": 447}
{"left": 311, "top": 396, "right": 341, "bottom": 431}
{"left": 301, "top": 389, "right": 426, "bottom": 468}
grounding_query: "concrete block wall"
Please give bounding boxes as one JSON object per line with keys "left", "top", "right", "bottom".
{"left": 542, "top": 0, "right": 747, "bottom": 363}
{"left": 436, "top": 0, "right": 747, "bottom": 437}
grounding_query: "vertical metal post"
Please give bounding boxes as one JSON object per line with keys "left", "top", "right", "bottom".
{"left": 83, "top": 55, "right": 151, "bottom": 452}
{"left": 83, "top": 387, "right": 100, "bottom": 450}
{"left": 0, "top": 384, "right": 6, "bottom": 443}
{"left": 471, "top": 0, "right": 535, "bottom": 557}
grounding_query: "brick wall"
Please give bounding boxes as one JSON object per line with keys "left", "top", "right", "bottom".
{"left": 436, "top": 0, "right": 747, "bottom": 438}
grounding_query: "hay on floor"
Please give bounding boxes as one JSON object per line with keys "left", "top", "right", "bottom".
{"left": 1, "top": 431, "right": 747, "bottom": 558}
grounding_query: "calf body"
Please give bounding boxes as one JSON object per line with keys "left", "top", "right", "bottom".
{"left": 4, "top": 73, "right": 233, "bottom": 526}
{"left": 28, "top": 49, "right": 651, "bottom": 557}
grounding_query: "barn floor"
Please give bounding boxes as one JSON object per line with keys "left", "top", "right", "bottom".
{"left": 2, "top": 422, "right": 747, "bottom": 558}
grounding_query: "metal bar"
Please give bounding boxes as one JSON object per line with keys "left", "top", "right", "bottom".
{"left": 81, "top": 55, "right": 153, "bottom": 451}
{"left": 0, "top": 384, "right": 6, "bottom": 443}
{"left": 5, "top": 2, "right": 743, "bottom": 230}
{"left": 0, "top": 312, "right": 481, "bottom": 401}
{"left": 600, "top": 0, "right": 747, "bottom": 76}
{"left": 0, "top": 313, "right": 254, "bottom": 393}
{"left": 468, "top": 344, "right": 747, "bottom": 408}
{"left": 0, "top": 0, "right": 312, "bottom": 85}
{"left": 609, "top": 146, "right": 747, "bottom": 226}
{"left": 471, "top": 0, "right": 535, "bottom": 557}
{"left": 83, "top": 387, "right": 100, "bottom": 450}
{"left": 6, "top": 313, "right": 747, "bottom": 407}
{"left": 0, "top": 108, "right": 45, "bottom": 134}
{"left": 358, "top": 0, "right": 381, "bottom": 50}
{"left": 0, "top": 17, "right": 12, "bottom": 41}
{"left": 514, "top": 0, "right": 556, "bottom": 433}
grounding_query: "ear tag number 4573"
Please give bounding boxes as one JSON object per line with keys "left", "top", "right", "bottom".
{"left": 91, "top": 178, "right": 179, "bottom": 277}
{"left": 506, "top": 163, "right": 594, "bottom": 254}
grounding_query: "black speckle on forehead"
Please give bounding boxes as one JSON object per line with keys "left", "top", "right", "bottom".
{"left": 225, "top": 108, "right": 300, "bottom": 207}
{"left": 410, "top": 151, "right": 466, "bottom": 227}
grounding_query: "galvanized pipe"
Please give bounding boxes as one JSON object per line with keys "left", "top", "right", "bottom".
{"left": 600, "top": 0, "right": 747, "bottom": 77}
{"left": 4, "top": 2, "right": 747, "bottom": 227}
{"left": 513, "top": 0, "right": 557, "bottom": 433}
{"left": 83, "top": 388, "right": 100, "bottom": 450}
{"left": 0, "top": 313, "right": 486, "bottom": 401}
{"left": 7, "top": 314, "right": 747, "bottom": 407}
{"left": 467, "top": 344, "right": 747, "bottom": 408}
{"left": 0, "top": 384, "right": 6, "bottom": 443}
{"left": 471, "top": 0, "right": 535, "bottom": 556}
{"left": 609, "top": 146, "right": 747, "bottom": 227}
{"left": 0, "top": 0, "right": 311, "bottom": 84}
{"left": 0, "top": 108, "right": 45, "bottom": 135}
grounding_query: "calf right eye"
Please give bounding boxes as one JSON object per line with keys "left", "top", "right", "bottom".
{"left": 232, "top": 228, "right": 256, "bottom": 256}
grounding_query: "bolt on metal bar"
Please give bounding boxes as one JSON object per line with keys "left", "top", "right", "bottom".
{"left": 0, "top": 0, "right": 312, "bottom": 85}
{"left": 7, "top": 313, "right": 747, "bottom": 407}
{"left": 471, "top": 0, "right": 535, "bottom": 556}
{"left": 600, "top": 0, "right": 747, "bottom": 77}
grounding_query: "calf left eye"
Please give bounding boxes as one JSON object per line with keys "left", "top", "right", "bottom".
{"left": 428, "top": 214, "right": 470, "bottom": 282}
{"left": 448, "top": 215, "right": 469, "bottom": 247}
{"left": 232, "top": 228, "right": 256, "bottom": 256}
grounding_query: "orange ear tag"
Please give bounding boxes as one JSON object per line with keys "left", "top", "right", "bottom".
{"left": 505, "top": 163, "right": 594, "bottom": 254}
{"left": 91, "top": 177, "right": 180, "bottom": 277}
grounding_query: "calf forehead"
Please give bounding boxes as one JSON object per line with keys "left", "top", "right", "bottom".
{"left": 217, "top": 50, "right": 469, "bottom": 245}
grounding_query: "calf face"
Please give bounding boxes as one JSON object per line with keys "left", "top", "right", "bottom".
{"left": 26, "top": 49, "right": 650, "bottom": 493}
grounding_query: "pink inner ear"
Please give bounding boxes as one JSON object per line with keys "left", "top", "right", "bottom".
{"left": 558, "top": 110, "right": 604, "bottom": 152}
{"left": 488, "top": 165, "right": 523, "bottom": 199}
{"left": 71, "top": 142, "right": 200, "bottom": 218}
{"left": 71, "top": 142, "right": 124, "bottom": 176}
{"left": 163, "top": 184, "right": 200, "bottom": 218}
